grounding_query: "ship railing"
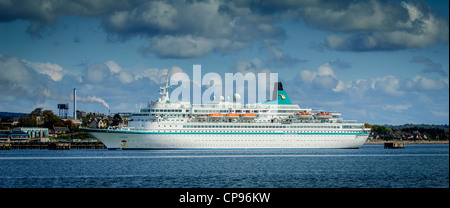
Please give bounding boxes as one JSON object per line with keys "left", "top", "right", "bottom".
{"left": 336, "top": 120, "right": 358, "bottom": 123}
{"left": 191, "top": 103, "right": 271, "bottom": 109}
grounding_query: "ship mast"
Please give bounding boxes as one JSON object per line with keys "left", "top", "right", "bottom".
{"left": 158, "top": 75, "right": 170, "bottom": 103}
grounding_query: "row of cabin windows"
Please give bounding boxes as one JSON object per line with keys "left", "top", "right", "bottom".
{"left": 142, "top": 109, "right": 187, "bottom": 113}
{"left": 156, "top": 130, "right": 363, "bottom": 133}
{"left": 181, "top": 125, "right": 342, "bottom": 129}
{"left": 193, "top": 109, "right": 270, "bottom": 113}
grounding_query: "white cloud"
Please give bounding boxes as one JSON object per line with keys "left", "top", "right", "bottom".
{"left": 105, "top": 60, "right": 122, "bottom": 74}
{"left": 83, "top": 62, "right": 109, "bottom": 83}
{"left": 333, "top": 80, "right": 345, "bottom": 92}
{"left": 322, "top": 1, "right": 449, "bottom": 51}
{"left": 118, "top": 71, "right": 133, "bottom": 84}
{"left": 317, "top": 64, "right": 336, "bottom": 77}
{"left": 22, "top": 59, "right": 64, "bottom": 82}
{"left": 147, "top": 35, "right": 217, "bottom": 58}
{"left": 0, "top": 54, "right": 112, "bottom": 111}
{"left": 382, "top": 104, "right": 411, "bottom": 112}
{"left": 406, "top": 75, "right": 448, "bottom": 91}
{"left": 134, "top": 66, "right": 185, "bottom": 84}
{"left": 371, "top": 75, "right": 405, "bottom": 96}
{"left": 299, "top": 63, "right": 339, "bottom": 90}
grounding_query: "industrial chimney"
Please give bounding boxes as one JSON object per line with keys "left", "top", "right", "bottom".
{"left": 74, "top": 88, "right": 77, "bottom": 120}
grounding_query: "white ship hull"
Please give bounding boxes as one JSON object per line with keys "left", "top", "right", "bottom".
{"left": 88, "top": 129, "right": 369, "bottom": 150}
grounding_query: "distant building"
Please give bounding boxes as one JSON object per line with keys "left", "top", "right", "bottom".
{"left": 87, "top": 118, "right": 107, "bottom": 129}
{"left": 0, "top": 112, "right": 26, "bottom": 128}
{"left": 53, "top": 126, "right": 69, "bottom": 134}
{"left": 12, "top": 127, "right": 49, "bottom": 138}
{"left": 76, "top": 110, "right": 86, "bottom": 119}
{"left": 92, "top": 112, "right": 106, "bottom": 118}
{"left": 0, "top": 130, "right": 29, "bottom": 142}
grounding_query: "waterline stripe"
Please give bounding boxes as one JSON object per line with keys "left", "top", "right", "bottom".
{"left": 0, "top": 154, "right": 447, "bottom": 160}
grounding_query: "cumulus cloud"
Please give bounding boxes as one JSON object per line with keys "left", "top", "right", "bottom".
{"left": 322, "top": 1, "right": 449, "bottom": 51}
{"left": 134, "top": 65, "right": 184, "bottom": 84}
{"left": 1, "top": 0, "right": 285, "bottom": 58}
{"left": 1, "top": 0, "right": 447, "bottom": 55}
{"left": 105, "top": 60, "right": 122, "bottom": 74}
{"left": 289, "top": 60, "right": 448, "bottom": 124}
{"left": 0, "top": 54, "right": 34, "bottom": 98}
{"left": 294, "top": 62, "right": 449, "bottom": 102}
{"left": 21, "top": 60, "right": 64, "bottom": 82}
{"left": 230, "top": 0, "right": 449, "bottom": 52}
{"left": 83, "top": 62, "right": 109, "bottom": 84}
{"left": 114, "top": 0, "right": 284, "bottom": 58}
{"left": 299, "top": 63, "right": 339, "bottom": 90}
{"left": 83, "top": 60, "right": 186, "bottom": 87}
{"left": 371, "top": 75, "right": 405, "bottom": 96}
{"left": 141, "top": 35, "right": 220, "bottom": 58}
{"left": 0, "top": 54, "right": 110, "bottom": 109}
{"left": 0, "top": 0, "right": 139, "bottom": 38}
{"left": 406, "top": 75, "right": 448, "bottom": 91}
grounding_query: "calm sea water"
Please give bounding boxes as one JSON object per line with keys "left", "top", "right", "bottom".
{"left": 0, "top": 145, "right": 448, "bottom": 188}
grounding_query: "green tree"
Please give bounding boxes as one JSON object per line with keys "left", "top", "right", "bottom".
{"left": 364, "top": 123, "right": 372, "bottom": 131}
{"left": 17, "top": 115, "right": 37, "bottom": 127}
{"left": 43, "top": 110, "right": 64, "bottom": 129}
{"left": 111, "top": 114, "right": 122, "bottom": 126}
{"left": 64, "top": 119, "right": 79, "bottom": 132}
{"left": 373, "top": 125, "right": 393, "bottom": 135}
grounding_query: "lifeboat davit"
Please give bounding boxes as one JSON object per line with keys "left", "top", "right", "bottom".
{"left": 316, "top": 112, "right": 332, "bottom": 119}
{"left": 197, "top": 115, "right": 207, "bottom": 119}
{"left": 295, "top": 111, "right": 313, "bottom": 119}
{"left": 241, "top": 113, "right": 256, "bottom": 119}
{"left": 225, "top": 113, "right": 239, "bottom": 118}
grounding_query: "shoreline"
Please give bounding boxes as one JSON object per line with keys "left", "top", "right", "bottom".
{"left": 364, "top": 139, "right": 449, "bottom": 145}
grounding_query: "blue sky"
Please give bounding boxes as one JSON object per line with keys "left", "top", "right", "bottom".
{"left": 0, "top": 0, "right": 448, "bottom": 125}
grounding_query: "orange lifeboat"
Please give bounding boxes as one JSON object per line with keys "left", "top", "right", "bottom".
{"left": 209, "top": 113, "right": 223, "bottom": 118}
{"left": 241, "top": 113, "right": 256, "bottom": 119}
{"left": 316, "top": 112, "right": 332, "bottom": 119}
{"left": 225, "top": 113, "right": 239, "bottom": 118}
{"left": 295, "top": 111, "right": 312, "bottom": 119}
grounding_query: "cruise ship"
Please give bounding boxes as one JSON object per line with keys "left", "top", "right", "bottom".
{"left": 86, "top": 79, "right": 371, "bottom": 150}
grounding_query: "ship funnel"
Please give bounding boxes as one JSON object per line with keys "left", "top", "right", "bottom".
{"left": 272, "top": 82, "right": 283, "bottom": 100}
{"left": 271, "top": 82, "right": 292, "bottom": 105}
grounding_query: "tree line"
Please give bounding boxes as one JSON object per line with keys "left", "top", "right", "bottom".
{"left": 365, "top": 123, "right": 449, "bottom": 140}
